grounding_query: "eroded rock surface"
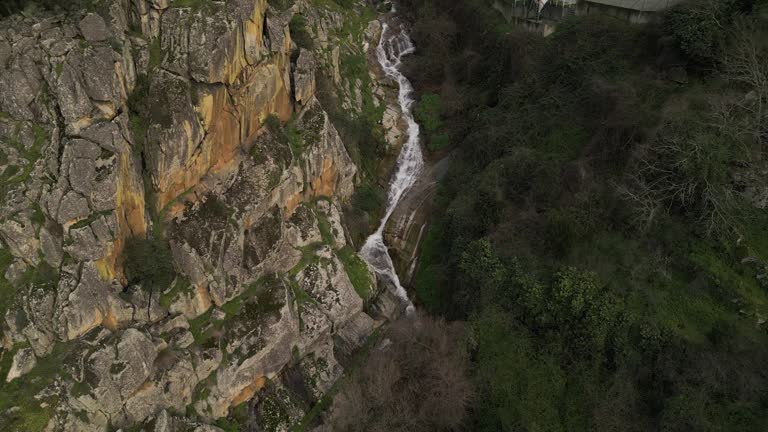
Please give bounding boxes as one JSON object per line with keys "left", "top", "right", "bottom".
{"left": 0, "top": 1, "right": 394, "bottom": 430}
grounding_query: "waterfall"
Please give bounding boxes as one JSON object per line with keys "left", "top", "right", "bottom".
{"left": 359, "top": 22, "right": 423, "bottom": 314}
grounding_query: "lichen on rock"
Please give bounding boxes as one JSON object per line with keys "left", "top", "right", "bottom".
{"left": 0, "top": 0, "right": 393, "bottom": 430}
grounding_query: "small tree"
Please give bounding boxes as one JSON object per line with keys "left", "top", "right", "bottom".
{"left": 415, "top": 93, "right": 443, "bottom": 133}
{"left": 123, "top": 237, "right": 176, "bottom": 316}
{"left": 664, "top": 0, "right": 729, "bottom": 65}
{"left": 289, "top": 14, "right": 313, "bottom": 50}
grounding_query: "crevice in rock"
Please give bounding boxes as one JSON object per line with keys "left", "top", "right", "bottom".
{"left": 158, "top": 66, "right": 188, "bottom": 82}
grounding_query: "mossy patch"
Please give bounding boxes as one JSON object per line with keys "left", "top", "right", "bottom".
{"left": 0, "top": 341, "right": 85, "bottom": 431}
{"left": 336, "top": 246, "right": 372, "bottom": 301}
{"left": 172, "top": 194, "right": 235, "bottom": 254}
{"left": 222, "top": 275, "right": 287, "bottom": 324}
{"left": 0, "top": 122, "right": 49, "bottom": 201}
{"left": 159, "top": 277, "right": 194, "bottom": 309}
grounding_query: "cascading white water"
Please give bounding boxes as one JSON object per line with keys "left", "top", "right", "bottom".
{"left": 359, "top": 22, "right": 424, "bottom": 314}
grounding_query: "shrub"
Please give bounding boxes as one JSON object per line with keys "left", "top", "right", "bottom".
{"left": 21, "top": 262, "right": 58, "bottom": 290}
{"left": 30, "top": 203, "right": 45, "bottom": 225}
{"left": 123, "top": 237, "right": 176, "bottom": 293}
{"left": 352, "top": 182, "right": 385, "bottom": 214}
{"left": 196, "top": 195, "right": 232, "bottom": 221}
{"left": 663, "top": 0, "right": 741, "bottom": 65}
{"left": 126, "top": 75, "right": 152, "bottom": 154}
{"left": 285, "top": 123, "right": 303, "bottom": 158}
{"left": 427, "top": 132, "right": 450, "bottom": 151}
{"left": 148, "top": 38, "right": 163, "bottom": 70}
{"left": 415, "top": 93, "right": 443, "bottom": 133}
{"left": 264, "top": 113, "right": 281, "bottom": 132}
{"left": 337, "top": 246, "right": 373, "bottom": 301}
{"left": 289, "top": 14, "right": 313, "bottom": 49}
{"left": 620, "top": 114, "right": 743, "bottom": 235}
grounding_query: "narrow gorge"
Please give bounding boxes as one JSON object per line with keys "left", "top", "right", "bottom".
{"left": 0, "top": 0, "right": 426, "bottom": 430}
{"left": 6, "top": 0, "right": 761, "bottom": 431}
{"left": 360, "top": 18, "right": 422, "bottom": 313}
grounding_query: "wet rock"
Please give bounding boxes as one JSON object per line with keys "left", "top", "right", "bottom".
{"left": 368, "top": 275, "right": 406, "bottom": 321}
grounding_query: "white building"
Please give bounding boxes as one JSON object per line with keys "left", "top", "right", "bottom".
{"left": 492, "top": 0, "right": 685, "bottom": 35}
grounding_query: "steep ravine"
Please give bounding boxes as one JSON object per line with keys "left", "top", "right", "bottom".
{"left": 0, "top": 1, "right": 404, "bottom": 431}
{"left": 360, "top": 17, "right": 422, "bottom": 313}
{"left": 368, "top": 21, "right": 449, "bottom": 295}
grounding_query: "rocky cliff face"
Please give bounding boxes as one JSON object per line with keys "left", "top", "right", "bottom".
{"left": 0, "top": 1, "right": 396, "bottom": 430}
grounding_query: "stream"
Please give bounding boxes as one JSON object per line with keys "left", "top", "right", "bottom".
{"left": 359, "top": 20, "right": 423, "bottom": 314}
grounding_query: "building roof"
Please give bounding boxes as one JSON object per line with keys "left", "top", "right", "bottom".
{"left": 585, "top": 0, "right": 684, "bottom": 12}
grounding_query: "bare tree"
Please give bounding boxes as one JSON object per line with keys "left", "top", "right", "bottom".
{"left": 618, "top": 13, "right": 768, "bottom": 236}
{"left": 724, "top": 18, "right": 768, "bottom": 148}
{"left": 618, "top": 97, "right": 751, "bottom": 237}
{"left": 327, "top": 313, "right": 474, "bottom": 432}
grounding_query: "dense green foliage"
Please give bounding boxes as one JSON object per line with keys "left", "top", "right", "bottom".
{"left": 403, "top": 0, "right": 768, "bottom": 430}
{"left": 337, "top": 246, "right": 374, "bottom": 301}
{"left": 123, "top": 237, "right": 176, "bottom": 293}
{"left": 290, "top": 14, "right": 314, "bottom": 50}
{"left": 414, "top": 93, "right": 449, "bottom": 151}
{"left": 0, "top": 121, "right": 48, "bottom": 202}
{"left": 0, "top": 342, "right": 82, "bottom": 431}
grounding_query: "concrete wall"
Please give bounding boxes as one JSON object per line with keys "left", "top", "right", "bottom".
{"left": 492, "top": 0, "right": 671, "bottom": 35}
{"left": 578, "top": 1, "right": 658, "bottom": 23}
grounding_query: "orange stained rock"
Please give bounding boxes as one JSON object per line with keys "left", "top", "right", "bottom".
{"left": 101, "top": 150, "right": 147, "bottom": 282}
{"left": 102, "top": 309, "right": 119, "bottom": 331}
{"left": 311, "top": 158, "right": 339, "bottom": 198}
{"left": 231, "top": 375, "right": 267, "bottom": 406}
{"left": 284, "top": 159, "right": 340, "bottom": 216}
{"left": 195, "top": 284, "right": 214, "bottom": 311}
{"left": 154, "top": 54, "right": 293, "bottom": 211}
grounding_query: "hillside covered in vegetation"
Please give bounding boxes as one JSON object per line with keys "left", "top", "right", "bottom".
{"left": 393, "top": 0, "right": 768, "bottom": 430}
